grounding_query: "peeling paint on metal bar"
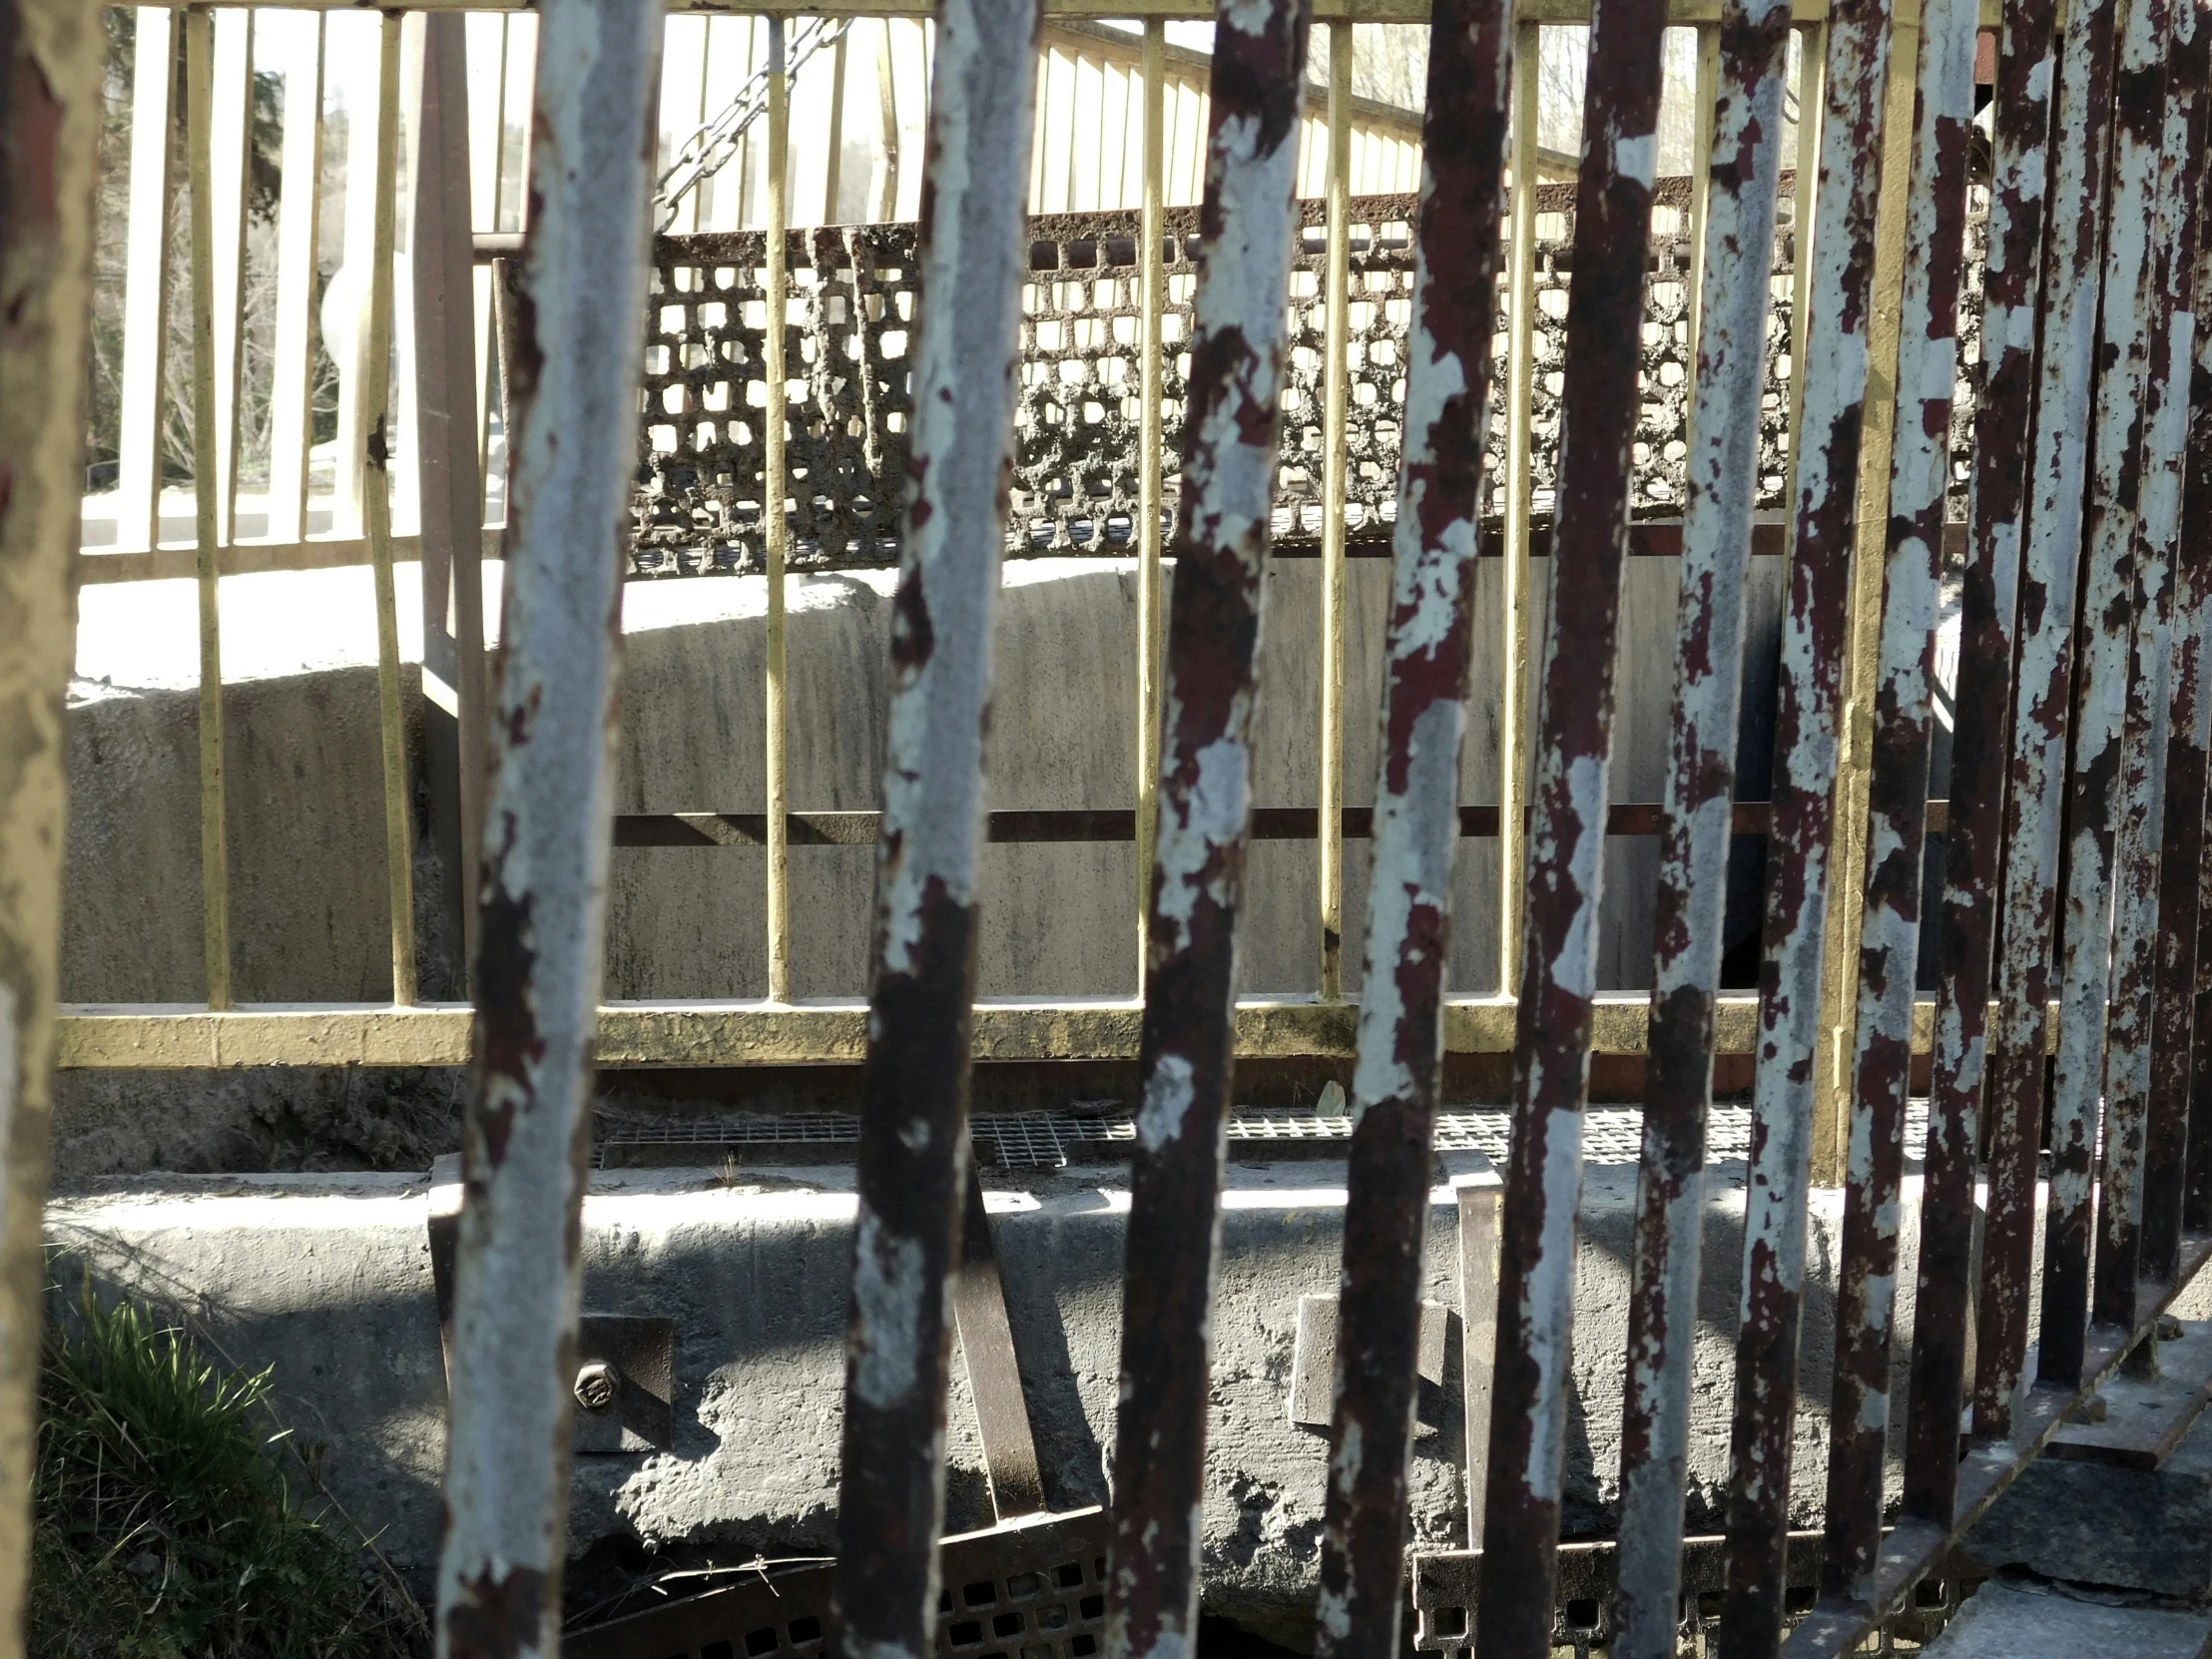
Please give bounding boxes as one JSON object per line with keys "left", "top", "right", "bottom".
{"left": 1608, "top": 0, "right": 1793, "bottom": 1649}
{"left": 1104, "top": 3, "right": 1315, "bottom": 1658}
{"left": 830, "top": 6, "right": 1041, "bottom": 1659}
{"left": 1715, "top": 0, "right": 1896, "bottom": 1645}
{"left": 1472, "top": 0, "right": 1675, "bottom": 1644}
{"left": 431, "top": 3, "right": 664, "bottom": 1656}
{"left": 1820, "top": 0, "right": 1976, "bottom": 1600}
{"left": 1976, "top": 0, "right": 2124, "bottom": 1437}
{"left": 1314, "top": 0, "right": 1512, "bottom": 1652}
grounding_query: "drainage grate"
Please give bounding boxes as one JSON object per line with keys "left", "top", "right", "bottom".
{"left": 564, "top": 1507, "right": 1110, "bottom": 1659}
{"left": 596, "top": 1102, "right": 1932, "bottom": 1173}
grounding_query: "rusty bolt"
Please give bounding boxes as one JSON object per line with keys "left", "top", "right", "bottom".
{"left": 574, "top": 1362, "right": 619, "bottom": 1412}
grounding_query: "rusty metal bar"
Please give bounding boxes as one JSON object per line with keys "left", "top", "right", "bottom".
{"left": 1681, "top": 21, "right": 1722, "bottom": 380}
{"left": 830, "top": 3, "right": 1040, "bottom": 1657}
{"left": 362, "top": 13, "right": 418, "bottom": 1007}
{"left": 2099, "top": 0, "right": 2205, "bottom": 1311}
{"left": 1907, "top": 0, "right": 2061, "bottom": 1525}
{"left": 1715, "top": 0, "right": 1896, "bottom": 1643}
{"left": 1610, "top": 0, "right": 1794, "bottom": 1650}
{"left": 1136, "top": 16, "right": 1165, "bottom": 993}
{"left": 1809, "top": 0, "right": 1916, "bottom": 1190}
{"left": 1104, "top": 1, "right": 1316, "bottom": 1655}
{"left": 1496, "top": 17, "right": 1538, "bottom": 999}
{"left": 1312, "top": 0, "right": 1512, "bottom": 1648}
{"left": 2041, "top": 0, "right": 2169, "bottom": 1383}
{"left": 2141, "top": 74, "right": 2212, "bottom": 1274}
{"left": 1975, "top": 0, "right": 2122, "bottom": 1434}
{"left": 1820, "top": 0, "right": 1977, "bottom": 1603}
{"left": 0, "top": 0, "right": 103, "bottom": 1637}
{"left": 1472, "top": 0, "right": 1674, "bottom": 1646}
{"left": 1317, "top": 18, "right": 1352, "bottom": 1001}
{"left": 430, "top": 0, "right": 663, "bottom": 1651}
{"left": 118, "top": 6, "right": 177, "bottom": 554}
{"left": 268, "top": 15, "right": 324, "bottom": 546}
{"left": 2159, "top": 38, "right": 2212, "bottom": 1261}
{"left": 766, "top": 17, "right": 793, "bottom": 1002}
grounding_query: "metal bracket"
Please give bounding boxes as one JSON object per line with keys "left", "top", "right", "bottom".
{"left": 427, "top": 1154, "right": 677, "bottom": 1453}
{"left": 1286, "top": 1293, "right": 1450, "bottom": 1428}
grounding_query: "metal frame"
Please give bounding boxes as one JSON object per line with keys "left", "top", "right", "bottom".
{"left": 13, "top": 8, "right": 2212, "bottom": 1659}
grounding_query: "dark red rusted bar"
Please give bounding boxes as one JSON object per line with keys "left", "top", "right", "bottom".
{"left": 1713, "top": 0, "right": 1897, "bottom": 1650}
{"left": 433, "top": 2, "right": 664, "bottom": 1651}
{"left": 2122, "top": 0, "right": 2209, "bottom": 1289}
{"left": 1608, "top": 3, "right": 1794, "bottom": 1655}
{"left": 830, "top": 5, "right": 1040, "bottom": 1659}
{"left": 1975, "top": 0, "right": 2124, "bottom": 1434}
{"left": 1820, "top": 0, "right": 1978, "bottom": 1602}
{"left": 2043, "top": 0, "right": 2169, "bottom": 1377}
{"left": 2169, "top": 59, "right": 2212, "bottom": 1251}
{"left": 1907, "top": 0, "right": 2063, "bottom": 1523}
{"left": 1312, "top": 0, "right": 1513, "bottom": 1654}
{"left": 1104, "top": 3, "right": 1314, "bottom": 1658}
{"left": 2088, "top": 9, "right": 2192, "bottom": 1326}
{"left": 1469, "top": 0, "right": 1673, "bottom": 1649}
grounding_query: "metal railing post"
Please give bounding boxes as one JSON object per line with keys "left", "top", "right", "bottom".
{"left": 1496, "top": 16, "right": 1539, "bottom": 998}
{"left": 186, "top": 5, "right": 234, "bottom": 1011}
{"left": 1610, "top": 0, "right": 1794, "bottom": 1647}
{"left": 1315, "top": 0, "right": 1513, "bottom": 1650}
{"left": 1136, "top": 17, "right": 1167, "bottom": 995}
{"left": 830, "top": 3, "right": 1041, "bottom": 1653}
{"left": 1717, "top": 0, "right": 1897, "bottom": 1640}
{"left": 431, "top": 2, "right": 664, "bottom": 1653}
{"left": 1318, "top": 18, "right": 1353, "bottom": 1001}
{"left": 1106, "top": 3, "right": 1315, "bottom": 1657}
{"left": 766, "top": 16, "right": 793, "bottom": 1002}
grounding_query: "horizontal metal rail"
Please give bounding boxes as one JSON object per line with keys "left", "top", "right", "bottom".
{"left": 52, "top": 995, "right": 2064, "bottom": 1069}
{"left": 102, "top": 0, "right": 2007, "bottom": 22}
{"left": 609, "top": 802, "right": 1955, "bottom": 845}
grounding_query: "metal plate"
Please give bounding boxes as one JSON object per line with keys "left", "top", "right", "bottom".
{"left": 574, "top": 1313, "right": 677, "bottom": 1455}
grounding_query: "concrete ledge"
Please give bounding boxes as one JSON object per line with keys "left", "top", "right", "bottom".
{"left": 48, "top": 1145, "right": 1952, "bottom": 1642}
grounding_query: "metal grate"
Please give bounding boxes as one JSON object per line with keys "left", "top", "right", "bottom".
{"left": 566, "top": 1508, "right": 1111, "bottom": 1659}
{"left": 596, "top": 1102, "right": 1934, "bottom": 1172}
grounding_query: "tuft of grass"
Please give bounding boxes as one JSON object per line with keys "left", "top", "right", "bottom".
{"left": 30, "top": 1287, "right": 416, "bottom": 1659}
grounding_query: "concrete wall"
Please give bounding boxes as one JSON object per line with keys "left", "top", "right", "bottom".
{"left": 60, "top": 553, "right": 1786, "bottom": 1008}
{"left": 47, "top": 1148, "right": 1945, "bottom": 1643}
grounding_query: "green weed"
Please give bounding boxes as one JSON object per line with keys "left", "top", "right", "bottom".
{"left": 30, "top": 1287, "right": 417, "bottom": 1659}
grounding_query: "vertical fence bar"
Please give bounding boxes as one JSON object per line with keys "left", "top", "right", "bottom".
{"left": 267, "top": 15, "right": 324, "bottom": 546}
{"left": 1820, "top": 0, "right": 1977, "bottom": 1601}
{"left": 1496, "top": 19, "right": 1538, "bottom": 1000}
{"left": 1318, "top": 19, "right": 1352, "bottom": 1001}
{"left": 2179, "top": 145, "right": 2212, "bottom": 1244}
{"left": 1780, "top": 26, "right": 1824, "bottom": 521}
{"left": 1473, "top": 0, "right": 1673, "bottom": 1642}
{"left": 431, "top": 1, "right": 662, "bottom": 1652}
{"left": 362, "top": 14, "right": 417, "bottom": 1007}
{"left": 1715, "top": 0, "right": 1896, "bottom": 1644}
{"left": 1907, "top": 0, "right": 2061, "bottom": 1520}
{"left": 1976, "top": 0, "right": 2124, "bottom": 1430}
{"left": 0, "top": 0, "right": 103, "bottom": 1640}
{"left": 878, "top": 19, "right": 901, "bottom": 220}
{"left": 119, "top": 6, "right": 176, "bottom": 553}
{"left": 2147, "top": 17, "right": 2212, "bottom": 1275}
{"left": 1313, "top": 0, "right": 1513, "bottom": 1648}
{"left": 210, "top": 11, "right": 251, "bottom": 547}
{"left": 765, "top": 18, "right": 792, "bottom": 1003}
{"left": 825, "top": 24, "right": 848, "bottom": 223}
{"left": 415, "top": 9, "right": 488, "bottom": 989}
{"left": 2041, "top": 0, "right": 2168, "bottom": 1382}
{"left": 1105, "top": 2, "right": 1315, "bottom": 1657}
{"left": 1136, "top": 17, "right": 1165, "bottom": 995}
{"left": 1682, "top": 21, "right": 1723, "bottom": 381}
{"left": 1810, "top": 0, "right": 1916, "bottom": 1190}
{"left": 2095, "top": 0, "right": 2201, "bottom": 1316}
{"left": 1610, "top": 2, "right": 1794, "bottom": 1652}
{"left": 186, "top": 7, "right": 233, "bottom": 1012}
{"left": 830, "top": 3, "right": 1039, "bottom": 1655}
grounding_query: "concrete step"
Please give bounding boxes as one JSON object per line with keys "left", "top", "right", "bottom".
{"left": 1925, "top": 1579, "right": 2212, "bottom": 1659}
